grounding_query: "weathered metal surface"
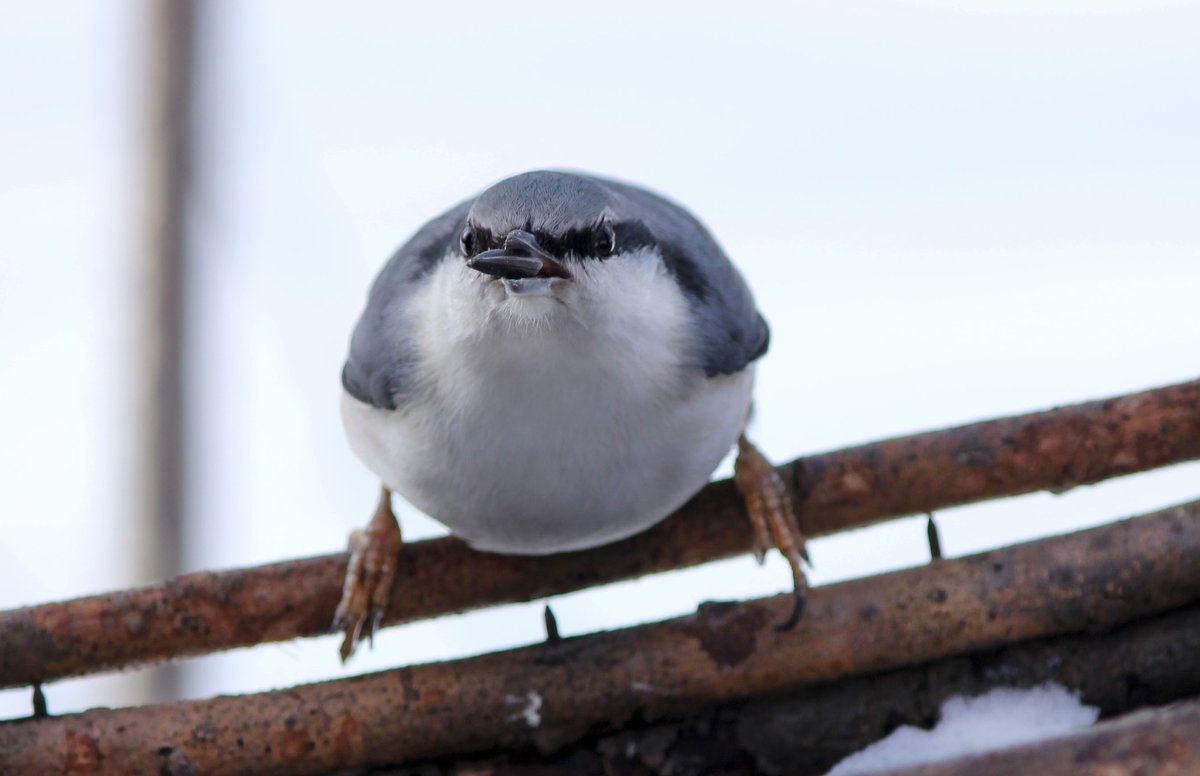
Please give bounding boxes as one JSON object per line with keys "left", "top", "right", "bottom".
{"left": 884, "top": 699, "right": 1200, "bottom": 776}
{"left": 1, "top": 500, "right": 1198, "bottom": 775}
{"left": 372, "top": 605, "right": 1200, "bottom": 774}
{"left": 1, "top": 378, "right": 1197, "bottom": 689}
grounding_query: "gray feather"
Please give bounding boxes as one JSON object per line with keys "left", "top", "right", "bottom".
{"left": 592, "top": 175, "right": 769, "bottom": 376}
{"left": 342, "top": 199, "right": 470, "bottom": 409}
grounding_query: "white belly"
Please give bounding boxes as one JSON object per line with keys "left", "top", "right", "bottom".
{"left": 340, "top": 257, "right": 754, "bottom": 555}
{"left": 341, "top": 366, "right": 752, "bottom": 555}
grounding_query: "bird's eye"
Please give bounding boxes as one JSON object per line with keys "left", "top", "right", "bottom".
{"left": 592, "top": 222, "right": 616, "bottom": 258}
{"left": 460, "top": 227, "right": 477, "bottom": 257}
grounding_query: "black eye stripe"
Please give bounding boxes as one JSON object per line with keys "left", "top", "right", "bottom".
{"left": 612, "top": 221, "right": 654, "bottom": 252}
{"left": 461, "top": 220, "right": 654, "bottom": 260}
{"left": 593, "top": 222, "right": 616, "bottom": 257}
{"left": 537, "top": 221, "right": 652, "bottom": 259}
{"left": 458, "top": 225, "right": 500, "bottom": 257}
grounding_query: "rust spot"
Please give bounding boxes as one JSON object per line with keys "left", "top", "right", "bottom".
{"left": 1049, "top": 566, "right": 1078, "bottom": 587}
{"left": 419, "top": 685, "right": 447, "bottom": 710}
{"left": 331, "top": 714, "right": 359, "bottom": 766}
{"left": 278, "top": 726, "right": 315, "bottom": 761}
{"left": 1074, "top": 731, "right": 1186, "bottom": 766}
{"left": 399, "top": 668, "right": 420, "bottom": 704}
{"left": 684, "top": 602, "right": 768, "bottom": 669}
{"left": 63, "top": 731, "right": 103, "bottom": 774}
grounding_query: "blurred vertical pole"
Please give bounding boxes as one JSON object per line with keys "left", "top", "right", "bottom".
{"left": 137, "top": 0, "right": 198, "bottom": 703}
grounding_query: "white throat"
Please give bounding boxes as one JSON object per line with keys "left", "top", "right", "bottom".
{"left": 431, "top": 249, "right": 687, "bottom": 350}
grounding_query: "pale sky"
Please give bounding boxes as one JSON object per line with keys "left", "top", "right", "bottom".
{"left": 1, "top": 0, "right": 1198, "bottom": 719}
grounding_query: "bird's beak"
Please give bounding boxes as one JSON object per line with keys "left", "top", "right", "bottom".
{"left": 467, "top": 230, "right": 571, "bottom": 280}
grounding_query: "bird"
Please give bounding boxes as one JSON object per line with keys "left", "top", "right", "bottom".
{"left": 334, "top": 170, "right": 808, "bottom": 661}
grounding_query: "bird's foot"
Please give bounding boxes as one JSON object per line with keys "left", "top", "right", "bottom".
{"left": 333, "top": 486, "right": 401, "bottom": 662}
{"left": 734, "top": 434, "right": 810, "bottom": 631}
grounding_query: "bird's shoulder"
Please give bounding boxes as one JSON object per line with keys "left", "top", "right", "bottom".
{"left": 341, "top": 199, "right": 471, "bottom": 410}
{"left": 596, "top": 176, "right": 770, "bottom": 377}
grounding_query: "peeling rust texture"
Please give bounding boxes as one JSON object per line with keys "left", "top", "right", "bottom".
{"left": 790, "top": 378, "right": 1200, "bottom": 535}
{"left": 1, "top": 378, "right": 1197, "bottom": 690}
{"left": 372, "top": 604, "right": 1200, "bottom": 774}
{"left": 1, "top": 501, "right": 1199, "bottom": 775}
{"left": 882, "top": 699, "right": 1200, "bottom": 776}
{"left": 683, "top": 602, "right": 769, "bottom": 669}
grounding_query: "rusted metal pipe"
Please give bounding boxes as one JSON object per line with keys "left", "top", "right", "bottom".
{"left": 1, "top": 500, "right": 1197, "bottom": 775}
{"left": 882, "top": 699, "right": 1200, "bottom": 776}
{"left": 370, "top": 604, "right": 1200, "bottom": 775}
{"left": 1, "top": 378, "right": 1197, "bottom": 689}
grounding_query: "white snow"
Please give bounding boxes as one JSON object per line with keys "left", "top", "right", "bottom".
{"left": 825, "top": 683, "right": 1099, "bottom": 775}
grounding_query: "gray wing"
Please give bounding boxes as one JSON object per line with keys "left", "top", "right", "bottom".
{"left": 342, "top": 199, "right": 471, "bottom": 410}
{"left": 597, "top": 176, "right": 770, "bottom": 377}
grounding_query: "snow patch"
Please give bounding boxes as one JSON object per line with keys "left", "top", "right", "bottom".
{"left": 825, "top": 683, "right": 1099, "bottom": 775}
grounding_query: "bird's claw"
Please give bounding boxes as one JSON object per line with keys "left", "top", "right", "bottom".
{"left": 734, "top": 434, "right": 811, "bottom": 631}
{"left": 333, "top": 487, "right": 401, "bottom": 663}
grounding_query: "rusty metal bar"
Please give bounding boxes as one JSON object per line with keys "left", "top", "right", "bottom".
{"left": 881, "top": 699, "right": 1200, "bottom": 776}
{"left": 379, "top": 604, "right": 1200, "bottom": 774}
{"left": 1, "top": 500, "right": 1197, "bottom": 775}
{"left": 1, "top": 378, "right": 1197, "bottom": 689}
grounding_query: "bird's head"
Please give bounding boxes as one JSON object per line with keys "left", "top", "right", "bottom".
{"left": 454, "top": 171, "right": 664, "bottom": 311}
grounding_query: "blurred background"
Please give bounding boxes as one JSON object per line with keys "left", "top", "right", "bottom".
{"left": 1, "top": 0, "right": 1197, "bottom": 719}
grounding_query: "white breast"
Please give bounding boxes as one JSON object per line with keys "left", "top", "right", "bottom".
{"left": 341, "top": 252, "right": 754, "bottom": 555}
